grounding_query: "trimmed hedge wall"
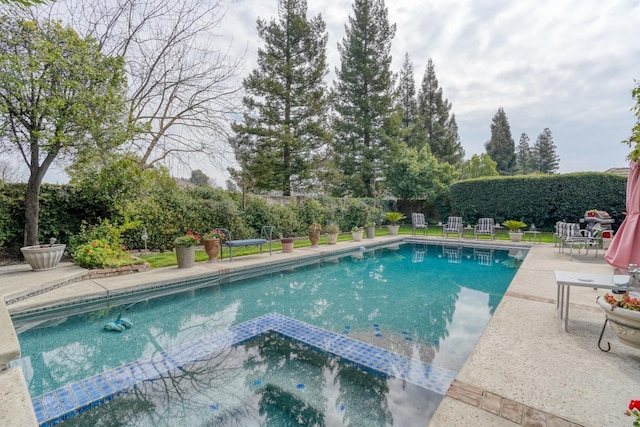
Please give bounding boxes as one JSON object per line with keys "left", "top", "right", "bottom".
{"left": 449, "top": 173, "right": 627, "bottom": 231}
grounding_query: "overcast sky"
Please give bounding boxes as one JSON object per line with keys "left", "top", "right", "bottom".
{"left": 41, "top": 0, "right": 640, "bottom": 184}
{"left": 218, "top": 0, "right": 640, "bottom": 172}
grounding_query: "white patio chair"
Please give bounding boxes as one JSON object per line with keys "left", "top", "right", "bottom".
{"left": 412, "top": 213, "right": 428, "bottom": 236}
{"left": 474, "top": 218, "right": 495, "bottom": 240}
{"left": 442, "top": 216, "right": 463, "bottom": 238}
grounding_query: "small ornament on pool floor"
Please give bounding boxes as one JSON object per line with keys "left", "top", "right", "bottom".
{"left": 337, "top": 404, "right": 345, "bottom": 413}
{"left": 253, "top": 380, "right": 262, "bottom": 387}
{"left": 296, "top": 383, "right": 305, "bottom": 389}
{"left": 209, "top": 404, "right": 219, "bottom": 411}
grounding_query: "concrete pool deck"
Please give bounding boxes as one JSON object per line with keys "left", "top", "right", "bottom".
{"left": 1, "top": 236, "right": 639, "bottom": 426}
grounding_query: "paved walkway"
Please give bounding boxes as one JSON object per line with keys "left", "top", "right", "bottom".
{"left": 2, "top": 236, "right": 640, "bottom": 426}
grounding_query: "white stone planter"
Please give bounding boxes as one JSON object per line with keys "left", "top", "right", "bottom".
{"left": 597, "top": 297, "right": 640, "bottom": 349}
{"left": 20, "top": 244, "right": 66, "bottom": 271}
{"left": 326, "top": 233, "right": 338, "bottom": 245}
{"left": 508, "top": 232, "right": 523, "bottom": 242}
{"left": 387, "top": 225, "right": 400, "bottom": 235}
{"left": 351, "top": 231, "right": 363, "bottom": 241}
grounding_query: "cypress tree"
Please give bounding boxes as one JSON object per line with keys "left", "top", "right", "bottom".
{"left": 331, "top": 0, "right": 396, "bottom": 197}
{"left": 229, "top": 0, "right": 331, "bottom": 195}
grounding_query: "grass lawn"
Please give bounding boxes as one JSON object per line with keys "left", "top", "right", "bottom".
{"left": 140, "top": 225, "right": 554, "bottom": 268}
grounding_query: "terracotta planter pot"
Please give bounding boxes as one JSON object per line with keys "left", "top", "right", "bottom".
{"left": 308, "top": 231, "right": 320, "bottom": 247}
{"left": 597, "top": 297, "right": 640, "bottom": 349}
{"left": 20, "top": 244, "right": 66, "bottom": 271}
{"left": 281, "top": 238, "right": 294, "bottom": 253}
{"left": 203, "top": 239, "right": 220, "bottom": 263}
{"left": 175, "top": 245, "right": 195, "bottom": 268}
{"left": 327, "top": 233, "right": 338, "bottom": 245}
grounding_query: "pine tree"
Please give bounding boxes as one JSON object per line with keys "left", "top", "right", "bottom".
{"left": 332, "top": 0, "right": 397, "bottom": 197}
{"left": 532, "top": 128, "right": 560, "bottom": 174}
{"left": 395, "top": 53, "right": 417, "bottom": 129}
{"left": 516, "top": 133, "right": 533, "bottom": 174}
{"left": 229, "top": 0, "right": 331, "bottom": 195}
{"left": 485, "top": 107, "right": 517, "bottom": 175}
{"left": 416, "top": 58, "right": 464, "bottom": 167}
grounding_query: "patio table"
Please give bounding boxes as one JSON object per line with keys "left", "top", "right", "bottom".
{"left": 555, "top": 270, "right": 630, "bottom": 332}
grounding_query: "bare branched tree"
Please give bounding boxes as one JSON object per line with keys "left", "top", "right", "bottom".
{"left": 38, "top": 0, "right": 246, "bottom": 172}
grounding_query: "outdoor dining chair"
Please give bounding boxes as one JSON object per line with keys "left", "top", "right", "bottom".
{"left": 412, "top": 213, "right": 428, "bottom": 236}
{"left": 474, "top": 218, "right": 495, "bottom": 240}
{"left": 442, "top": 216, "right": 463, "bottom": 238}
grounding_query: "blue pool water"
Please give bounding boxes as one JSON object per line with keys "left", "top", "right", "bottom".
{"left": 12, "top": 242, "right": 525, "bottom": 425}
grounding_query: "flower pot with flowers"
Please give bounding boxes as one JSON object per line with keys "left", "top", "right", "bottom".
{"left": 325, "top": 223, "right": 340, "bottom": 245}
{"left": 174, "top": 231, "right": 200, "bottom": 268}
{"left": 308, "top": 223, "right": 322, "bottom": 247}
{"left": 351, "top": 226, "right": 364, "bottom": 241}
{"left": 202, "top": 229, "right": 225, "bottom": 262}
{"left": 597, "top": 292, "right": 640, "bottom": 349}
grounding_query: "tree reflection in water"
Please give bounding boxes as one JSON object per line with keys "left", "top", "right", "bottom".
{"left": 61, "top": 334, "right": 433, "bottom": 426}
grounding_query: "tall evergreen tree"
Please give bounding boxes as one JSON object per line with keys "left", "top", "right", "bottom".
{"left": 331, "top": 0, "right": 396, "bottom": 197}
{"left": 516, "top": 133, "right": 533, "bottom": 174}
{"left": 532, "top": 128, "right": 560, "bottom": 174}
{"left": 485, "top": 107, "right": 516, "bottom": 175}
{"left": 229, "top": 0, "right": 331, "bottom": 195}
{"left": 416, "top": 58, "right": 464, "bottom": 167}
{"left": 395, "top": 53, "right": 417, "bottom": 129}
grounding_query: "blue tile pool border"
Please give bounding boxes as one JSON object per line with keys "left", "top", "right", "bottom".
{"left": 33, "top": 312, "right": 455, "bottom": 426}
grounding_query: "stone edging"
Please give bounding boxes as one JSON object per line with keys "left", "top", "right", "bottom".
{"left": 4, "top": 264, "right": 150, "bottom": 306}
{"left": 447, "top": 380, "right": 582, "bottom": 426}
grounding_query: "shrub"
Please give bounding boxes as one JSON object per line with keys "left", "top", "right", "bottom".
{"left": 72, "top": 239, "right": 140, "bottom": 269}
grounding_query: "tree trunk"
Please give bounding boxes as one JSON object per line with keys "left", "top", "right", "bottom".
{"left": 24, "top": 176, "right": 42, "bottom": 246}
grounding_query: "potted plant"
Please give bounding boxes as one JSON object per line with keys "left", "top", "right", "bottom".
{"left": 308, "top": 223, "right": 322, "bottom": 247}
{"left": 201, "top": 229, "right": 224, "bottom": 263}
{"left": 597, "top": 293, "right": 640, "bottom": 349}
{"left": 174, "top": 231, "right": 200, "bottom": 268}
{"left": 587, "top": 209, "right": 598, "bottom": 217}
{"left": 351, "top": 226, "right": 364, "bottom": 241}
{"left": 325, "top": 224, "right": 340, "bottom": 245}
{"left": 279, "top": 233, "right": 295, "bottom": 253}
{"left": 383, "top": 212, "right": 406, "bottom": 235}
{"left": 502, "top": 220, "right": 526, "bottom": 242}
{"left": 20, "top": 237, "right": 66, "bottom": 271}
{"left": 365, "top": 222, "right": 376, "bottom": 239}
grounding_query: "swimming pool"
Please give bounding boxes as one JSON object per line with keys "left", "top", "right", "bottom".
{"left": 12, "top": 242, "right": 525, "bottom": 425}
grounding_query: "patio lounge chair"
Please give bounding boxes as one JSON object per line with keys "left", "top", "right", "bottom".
{"left": 412, "top": 213, "right": 428, "bottom": 236}
{"left": 442, "top": 216, "right": 463, "bottom": 238}
{"left": 474, "top": 218, "right": 495, "bottom": 240}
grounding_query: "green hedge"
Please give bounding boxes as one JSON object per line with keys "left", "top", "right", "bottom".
{"left": 449, "top": 173, "right": 626, "bottom": 230}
